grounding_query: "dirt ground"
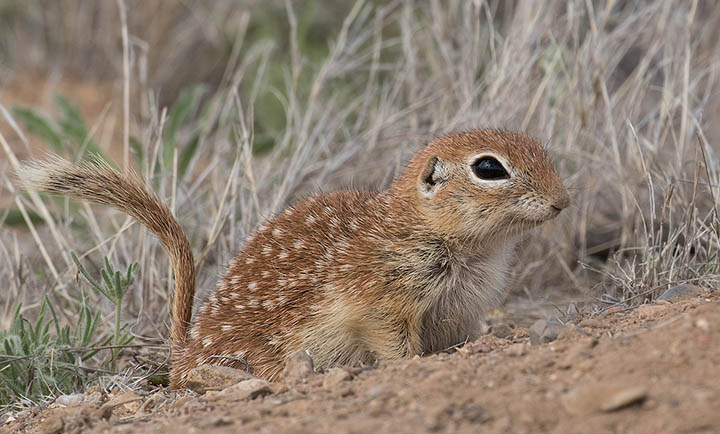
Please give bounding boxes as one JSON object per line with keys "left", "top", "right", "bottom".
{"left": 3, "top": 290, "right": 718, "bottom": 434}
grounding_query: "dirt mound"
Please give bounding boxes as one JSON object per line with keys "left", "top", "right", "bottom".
{"left": 5, "top": 292, "right": 719, "bottom": 433}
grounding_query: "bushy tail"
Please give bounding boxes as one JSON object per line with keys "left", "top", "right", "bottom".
{"left": 18, "top": 155, "right": 195, "bottom": 349}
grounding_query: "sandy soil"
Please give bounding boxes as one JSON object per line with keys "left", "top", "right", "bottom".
{"left": 4, "top": 290, "right": 718, "bottom": 434}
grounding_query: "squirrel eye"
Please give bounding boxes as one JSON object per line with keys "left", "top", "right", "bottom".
{"left": 471, "top": 157, "right": 510, "bottom": 180}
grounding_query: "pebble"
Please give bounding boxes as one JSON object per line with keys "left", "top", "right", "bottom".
{"left": 283, "top": 350, "right": 315, "bottom": 381}
{"left": 657, "top": 284, "right": 707, "bottom": 301}
{"left": 54, "top": 393, "right": 86, "bottom": 407}
{"left": 529, "top": 319, "right": 563, "bottom": 345}
{"left": 563, "top": 382, "right": 647, "bottom": 415}
{"left": 206, "top": 378, "right": 272, "bottom": 402}
{"left": 186, "top": 364, "right": 256, "bottom": 394}
{"left": 323, "top": 367, "right": 352, "bottom": 388}
{"left": 601, "top": 386, "right": 648, "bottom": 411}
{"left": 695, "top": 318, "right": 710, "bottom": 331}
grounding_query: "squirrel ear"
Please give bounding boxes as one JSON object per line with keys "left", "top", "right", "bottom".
{"left": 419, "top": 156, "right": 450, "bottom": 196}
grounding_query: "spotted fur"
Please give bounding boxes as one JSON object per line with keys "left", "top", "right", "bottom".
{"left": 18, "top": 129, "right": 570, "bottom": 388}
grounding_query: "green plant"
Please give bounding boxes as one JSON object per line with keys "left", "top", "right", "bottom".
{"left": 0, "top": 297, "right": 107, "bottom": 406}
{"left": 71, "top": 253, "right": 137, "bottom": 371}
{"left": 0, "top": 255, "right": 138, "bottom": 407}
{"left": 12, "top": 94, "right": 109, "bottom": 160}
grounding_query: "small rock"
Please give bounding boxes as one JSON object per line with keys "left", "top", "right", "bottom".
{"left": 636, "top": 304, "right": 667, "bottom": 318}
{"left": 207, "top": 378, "right": 272, "bottom": 402}
{"left": 657, "top": 284, "right": 707, "bottom": 301}
{"left": 283, "top": 350, "right": 315, "bottom": 381}
{"left": 529, "top": 319, "right": 562, "bottom": 345}
{"left": 491, "top": 323, "right": 513, "bottom": 339}
{"left": 601, "top": 386, "right": 648, "bottom": 411}
{"left": 323, "top": 367, "right": 352, "bottom": 388}
{"left": 186, "top": 364, "right": 256, "bottom": 394}
{"left": 55, "top": 393, "right": 86, "bottom": 407}
{"left": 695, "top": 318, "right": 710, "bottom": 331}
{"left": 563, "top": 382, "right": 647, "bottom": 415}
{"left": 507, "top": 343, "right": 528, "bottom": 357}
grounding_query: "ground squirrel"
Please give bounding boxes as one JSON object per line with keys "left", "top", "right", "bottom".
{"left": 19, "top": 129, "right": 570, "bottom": 388}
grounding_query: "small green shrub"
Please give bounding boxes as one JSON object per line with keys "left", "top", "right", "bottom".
{"left": 0, "top": 255, "right": 138, "bottom": 407}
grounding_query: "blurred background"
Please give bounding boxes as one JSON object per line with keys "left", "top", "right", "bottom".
{"left": 0, "top": 0, "right": 718, "bottom": 396}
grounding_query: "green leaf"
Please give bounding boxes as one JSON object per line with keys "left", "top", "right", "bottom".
{"left": 54, "top": 94, "right": 109, "bottom": 161}
{"left": 11, "top": 106, "right": 64, "bottom": 151}
{"left": 163, "top": 84, "right": 206, "bottom": 169}
{"left": 130, "top": 135, "right": 145, "bottom": 168}
{"left": 178, "top": 135, "right": 200, "bottom": 180}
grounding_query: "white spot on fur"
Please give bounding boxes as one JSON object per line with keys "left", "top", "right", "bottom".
{"left": 202, "top": 337, "right": 213, "bottom": 348}
{"left": 262, "top": 299, "right": 275, "bottom": 310}
{"left": 262, "top": 270, "right": 271, "bottom": 278}
{"left": 330, "top": 216, "right": 341, "bottom": 227}
{"left": 235, "top": 304, "right": 245, "bottom": 310}
{"left": 248, "top": 282, "right": 258, "bottom": 291}
{"left": 272, "top": 228, "right": 282, "bottom": 237}
{"left": 221, "top": 324, "right": 232, "bottom": 331}
{"left": 278, "top": 251, "right": 288, "bottom": 260}
{"left": 293, "top": 239, "right": 305, "bottom": 249}
{"left": 190, "top": 325, "right": 200, "bottom": 339}
{"left": 245, "top": 256, "right": 255, "bottom": 265}
{"left": 306, "top": 215, "right": 316, "bottom": 224}
{"left": 231, "top": 275, "right": 242, "bottom": 286}
{"left": 284, "top": 208, "right": 294, "bottom": 216}
{"left": 340, "top": 264, "right": 352, "bottom": 271}
{"left": 248, "top": 299, "right": 259, "bottom": 308}
{"left": 262, "top": 245, "right": 272, "bottom": 256}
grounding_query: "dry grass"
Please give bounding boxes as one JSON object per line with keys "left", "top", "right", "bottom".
{"left": 0, "top": 0, "right": 718, "bottom": 398}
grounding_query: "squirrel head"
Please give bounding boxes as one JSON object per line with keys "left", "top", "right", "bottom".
{"left": 392, "top": 129, "right": 570, "bottom": 242}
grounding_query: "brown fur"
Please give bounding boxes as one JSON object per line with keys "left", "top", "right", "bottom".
{"left": 18, "top": 129, "right": 570, "bottom": 388}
